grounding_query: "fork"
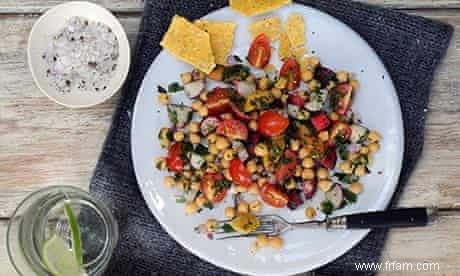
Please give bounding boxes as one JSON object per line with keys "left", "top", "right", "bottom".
{"left": 214, "top": 207, "right": 437, "bottom": 240}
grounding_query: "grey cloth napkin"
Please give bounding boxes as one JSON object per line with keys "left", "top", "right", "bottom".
{"left": 90, "top": 0, "right": 453, "bottom": 275}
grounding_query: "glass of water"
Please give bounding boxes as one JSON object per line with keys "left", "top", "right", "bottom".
{"left": 7, "top": 186, "right": 118, "bottom": 276}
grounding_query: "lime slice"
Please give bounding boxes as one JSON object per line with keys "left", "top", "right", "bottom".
{"left": 41, "top": 235, "right": 81, "bottom": 276}
{"left": 63, "top": 201, "right": 83, "bottom": 265}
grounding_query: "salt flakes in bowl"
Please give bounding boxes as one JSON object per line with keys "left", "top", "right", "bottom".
{"left": 43, "top": 16, "right": 119, "bottom": 94}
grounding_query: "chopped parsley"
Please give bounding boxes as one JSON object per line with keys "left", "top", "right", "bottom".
{"left": 320, "top": 200, "right": 334, "bottom": 215}
{"left": 335, "top": 135, "right": 349, "bottom": 160}
{"left": 157, "top": 85, "right": 167, "bottom": 93}
{"left": 180, "top": 142, "right": 193, "bottom": 163}
{"left": 169, "top": 110, "right": 178, "bottom": 125}
{"left": 222, "top": 223, "right": 235, "bottom": 233}
{"left": 223, "top": 64, "right": 250, "bottom": 83}
{"left": 203, "top": 202, "right": 214, "bottom": 210}
{"left": 356, "top": 130, "right": 369, "bottom": 144}
{"left": 194, "top": 144, "right": 208, "bottom": 156}
{"left": 167, "top": 82, "right": 184, "bottom": 93}
{"left": 343, "top": 188, "right": 357, "bottom": 203}
{"left": 215, "top": 179, "right": 232, "bottom": 193}
{"left": 334, "top": 172, "right": 358, "bottom": 184}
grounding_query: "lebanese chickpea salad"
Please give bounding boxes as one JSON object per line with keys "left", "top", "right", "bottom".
{"left": 131, "top": 1, "right": 403, "bottom": 272}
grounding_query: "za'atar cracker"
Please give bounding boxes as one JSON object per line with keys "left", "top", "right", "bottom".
{"left": 195, "top": 20, "right": 237, "bottom": 65}
{"left": 230, "top": 0, "right": 291, "bottom": 16}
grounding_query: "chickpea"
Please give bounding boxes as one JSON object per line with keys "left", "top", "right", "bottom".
{"left": 271, "top": 88, "right": 282, "bottom": 99}
{"left": 305, "top": 207, "right": 317, "bottom": 219}
{"left": 216, "top": 136, "right": 230, "bottom": 150}
{"left": 295, "top": 166, "right": 303, "bottom": 177}
{"left": 290, "top": 139, "right": 301, "bottom": 151}
{"left": 354, "top": 165, "right": 366, "bottom": 177}
{"left": 316, "top": 168, "right": 329, "bottom": 180}
{"left": 205, "top": 219, "right": 218, "bottom": 232}
{"left": 302, "top": 169, "right": 315, "bottom": 180}
{"left": 246, "top": 159, "right": 257, "bottom": 173}
{"left": 180, "top": 72, "right": 193, "bottom": 84}
{"left": 199, "top": 91, "right": 208, "bottom": 101}
{"left": 269, "top": 236, "right": 284, "bottom": 250}
{"left": 257, "top": 77, "right": 270, "bottom": 90}
{"left": 248, "top": 183, "right": 259, "bottom": 195}
{"left": 254, "top": 143, "right": 269, "bottom": 157}
{"left": 256, "top": 234, "right": 269, "bottom": 247}
{"left": 163, "top": 176, "right": 175, "bottom": 188}
{"left": 256, "top": 165, "right": 264, "bottom": 173}
{"left": 237, "top": 201, "right": 249, "bottom": 213}
{"left": 350, "top": 182, "right": 363, "bottom": 194}
{"left": 187, "top": 122, "right": 200, "bottom": 133}
{"left": 195, "top": 194, "right": 207, "bottom": 208}
{"left": 336, "top": 71, "right": 349, "bottom": 83}
{"left": 207, "top": 133, "right": 217, "bottom": 143}
{"left": 274, "top": 77, "right": 287, "bottom": 89}
{"left": 318, "top": 180, "right": 333, "bottom": 192}
{"left": 183, "top": 171, "right": 192, "bottom": 179}
{"left": 339, "top": 161, "right": 353, "bottom": 174}
{"left": 189, "top": 133, "right": 201, "bottom": 144}
{"left": 301, "top": 70, "right": 314, "bottom": 82}
{"left": 350, "top": 79, "right": 360, "bottom": 91}
{"left": 328, "top": 112, "right": 339, "bottom": 121}
{"left": 223, "top": 149, "right": 235, "bottom": 161}
{"left": 348, "top": 152, "right": 359, "bottom": 161}
{"left": 257, "top": 177, "right": 268, "bottom": 187}
{"left": 154, "top": 157, "right": 167, "bottom": 170}
{"left": 326, "top": 81, "right": 336, "bottom": 90}
{"left": 176, "top": 179, "right": 185, "bottom": 191}
{"left": 205, "top": 154, "right": 215, "bottom": 163}
{"left": 208, "top": 144, "right": 218, "bottom": 155}
{"left": 249, "top": 120, "right": 258, "bottom": 131}
{"left": 191, "top": 100, "right": 203, "bottom": 111}
{"left": 298, "top": 147, "right": 310, "bottom": 159}
{"left": 302, "top": 158, "right": 314, "bottom": 169}
{"left": 280, "top": 94, "right": 289, "bottom": 103}
{"left": 223, "top": 169, "right": 232, "bottom": 181}
{"left": 236, "top": 185, "right": 248, "bottom": 193}
{"left": 368, "top": 130, "right": 380, "bottom": 143}
{"left": 308, "top": 80, "right": 320, "bottom": 91}
{"left": 173, "top": 131, "right": 185, "bottom": 142}
{"left": 198, "top": 106, "right": 209, "bottom": 117}
{"left": 221, "top": 158, "right": 230, "bottom": 169}
{"left": 224, "top": 207, "right": 236, "bottom": 218}
{"left": 158, "top": 93, "right": 169, "bottom": 105}
{"left": 249, "top": 200, "right": 262, "bottom": 213}
{"left": 185, "top": 201, "right": 199, "bottom": 215}
{"left": 360, "top": 146, "right": 369, "bottom": 154}
{"left": 308, "top": 57, "right": 320, "bottom": 68}
{"left": 206, "top": 163, "right": 218, "bottom": 174}
{"left": 368, "top": 142, "right": 380, "bottom": 153}
{"left": 318, "top": 131, "right": 329, "bottom": 142}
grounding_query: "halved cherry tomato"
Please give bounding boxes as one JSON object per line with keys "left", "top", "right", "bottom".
{"left": 260, "top": 183, "right": 289, "bottom": 208}
{"left": 329, "top": 122, "right": 352, "bottom": 145}
{"left": 247, "top": 34, "right": 271, "bottom": 69}
{"left": 280, "top": 58, "right": 301, "bottom": 90}
{"left": 320, "top": 146, "right": 337, "bottom": 169}
{"left": 287, "top": 94, "right": 305, "bottom": 107}
{"left": 310, "top": 112, "right": 331, "bottom": 132}
{"left": 229, "top": 158, "right": 252, "bottom": 187}
{"left": 216, "top": 119, "right": 248, "bottom": 140}
{"left": 206, "top": 87, "right": 233, "bottom": 115}
{"left": 200, "top": 173, "right": 228, "bottom": 203}
{"left": 333, "top": 83, "right": 353, "bottom": 115}
{"left": 275, "top": 150, "right": 297, "bottom": 182}
{"left": 166, "top": 142, "right": 184, "bottom": 172}
{"left": 257, "top": 111, "right": 289, "bottom": 137}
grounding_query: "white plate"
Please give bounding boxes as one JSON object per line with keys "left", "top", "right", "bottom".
{"left": 28, "top": 1, "right": 130, "bottom": 108}
{"left": 131, "top": 4, "right": 404, "bottom": 275}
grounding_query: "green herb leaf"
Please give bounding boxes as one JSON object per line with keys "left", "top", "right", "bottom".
{"left": 356, "top": 130, "right": 369, "bottom": 144}
{"left": 203, "top": 202, "right": 214, "bottom": 210}
{"left": 334, "top": 172, "right": 358, "bottom": 184}
{"left": 157, "top": 85, "right": 167, "bottom": 93}
{"left": 222, "top": 223, "right": 235, "bottom": 233}
{"left": 343, "top": 188, "right": 357, "bottom": 203}
{"left": 175, "top": 196, "right": 186, "bottom": 203}
{"left": 168, "top": 82, "right": 184, "bottom": 93}
{"left": 223, "top": 64, "right": 250, "bottom": 83}
{"left": 194, "top": 144, "right": 208, "bottom": 156}
{"left": 320, "top": 200, "right": 334, "bottom": 215}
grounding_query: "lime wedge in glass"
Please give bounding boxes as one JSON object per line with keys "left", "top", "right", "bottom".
{"left": 63, "top": 201, "right": 83, "bottom": 265}
{"left": 41, "top": 235, "right": 81, "bottom": 276}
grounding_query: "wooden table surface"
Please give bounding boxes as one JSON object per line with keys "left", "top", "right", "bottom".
{"left": 1, "top": 1, "right": 460, "bottom": 275}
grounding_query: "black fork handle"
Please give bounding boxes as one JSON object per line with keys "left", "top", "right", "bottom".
{"left": 341, "top": 208, "right": 430, "bottom": 229}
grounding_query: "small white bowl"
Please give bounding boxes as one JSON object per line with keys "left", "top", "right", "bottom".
{"left": 27, "top": 1, "right": 130, "bottom": 108}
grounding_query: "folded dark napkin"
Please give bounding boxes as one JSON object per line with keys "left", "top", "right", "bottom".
{"left": 90, "top": 0, "right": 452, "bottom": 275}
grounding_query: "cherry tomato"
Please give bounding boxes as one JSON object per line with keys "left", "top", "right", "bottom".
{"left": 275, "top": 150, "right": 297, "bottom": 182}
{"left": 333, "top": 83, "right": 353, "bottom": 115}
{"left": 206, "top": 87, "right": 233, "bottom": 115}
{"left": 310, "top": 112, "right": 331, "bottom": 132}
{"left": 280, "top": 58, "right": 301, "bottom": 90}
{"left": 329, "top": 122, "right": 352, "bottom": 146}
{"left": 247, "top": 34, "right": 271, "bottom": 68}
{"left": 166, "top": 142, "right": 184, "bottom": 172}
{"left": 229, "top": 158, "right": 252, "bottom": 187}
{"left": 216, "top": 119, "right": 248, "bottom": 140}
{"left": 200, "top": 173, "right": 228, "bottom": 203}
{"left": 260, "top": 183, "right": 289, "bottom": 208}
{"left": 287, "top": 94, "right": 305, "bottom": 107}
{"left": 320, "top": 146, "right": 337, "bottom": 169}
{"left": 257, "top": 111, "right": 289, "bottom": 137}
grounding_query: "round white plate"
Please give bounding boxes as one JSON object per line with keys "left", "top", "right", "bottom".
{"left": 131, "top": 4, "right": 404, "bottom": 275}
{"left": 28, "top": 1, "right": 130, "bottom": 108}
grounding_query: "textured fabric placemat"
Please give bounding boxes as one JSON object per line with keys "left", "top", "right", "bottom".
{"left": 90, "top": 0, "right": 453, "bottom": 275}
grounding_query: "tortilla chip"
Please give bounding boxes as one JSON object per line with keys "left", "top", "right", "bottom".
{"left": 249, "top": 16, "right": 281, "bottom": 41}
{"left": 160, "top": 15, "right": 215, "bottom": 74}
{"left": 195, "top": 20, "right": 237, "bottom": 65}
{"left": 285, "top": 13, "right": 305, "bottom": 48}
{"left": 230, "top": 0, "right": 291, "bottom": 16}
{"left": 278, "top": 32, "right": 292, "bottom": 60}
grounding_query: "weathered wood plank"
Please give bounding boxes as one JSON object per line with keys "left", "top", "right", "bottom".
{"left": 1, "top": 0, "right": 460, "bottom": 14}
{"left": 0, "top": 220, "right": 17, "bottom": 276}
